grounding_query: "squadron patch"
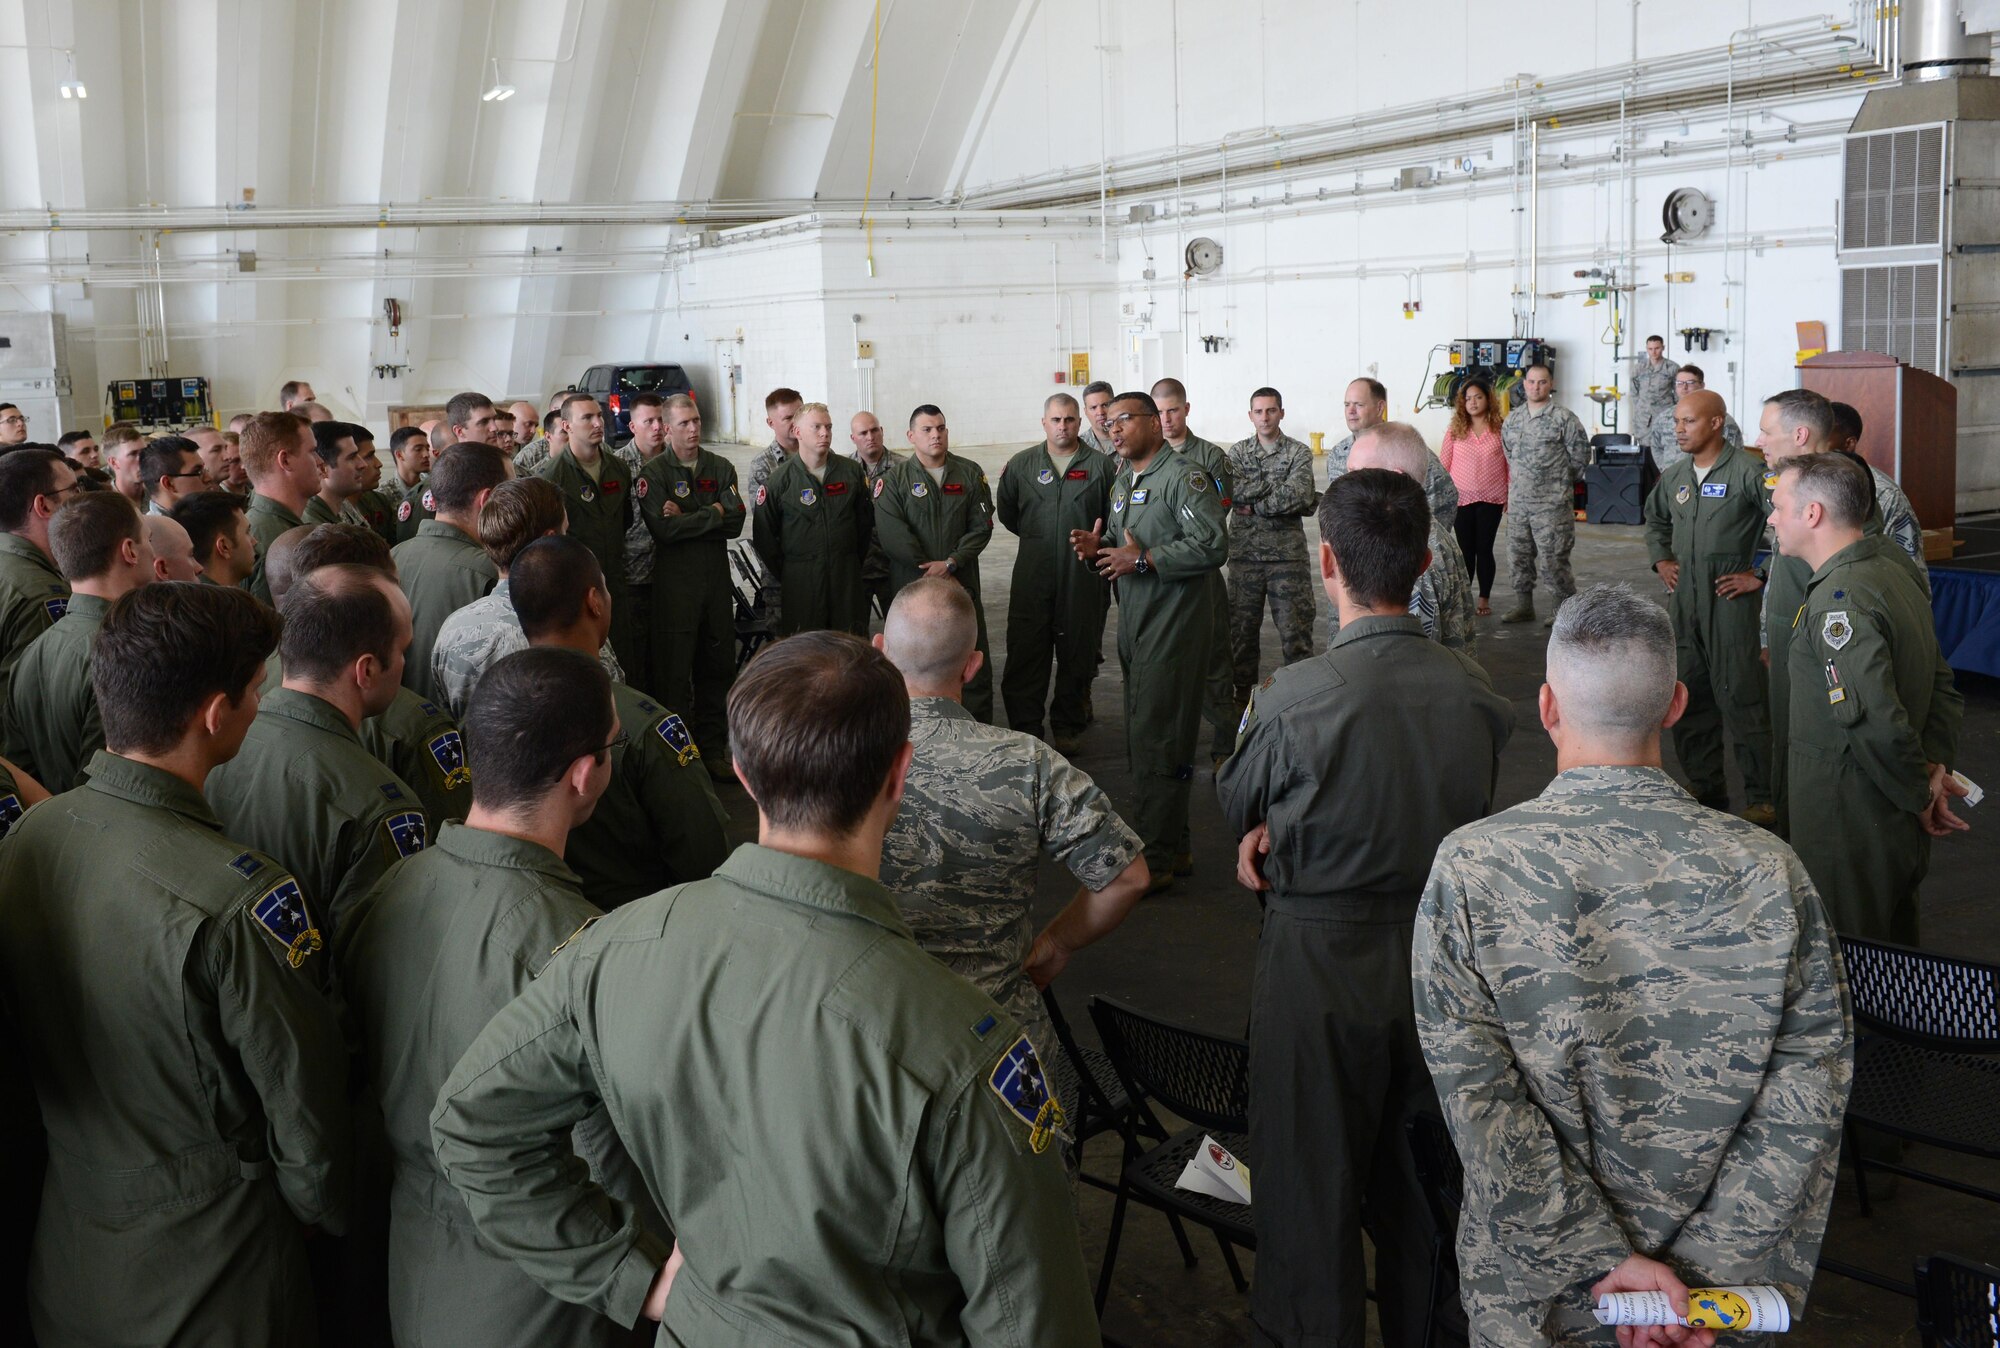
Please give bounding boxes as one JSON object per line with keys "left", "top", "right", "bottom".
{"left": 873, "top": 478, "right": 885, "bottom": 498}
{"left": 421, "top": 488, "right": 435, "bottom": 513}
{"left": 428, "top": 730, "right": 471, "bottom": 789}
{"left": 635, "top": 477, "right": 649, "bottom": 500}
{"left": 1821, "top": 610, "right": 1853, "bottom": 651}
{"left": 42, "top": 596, "right": 67, "bottom": 622}
{"left": 1037, "top": 467, "right": 1056, "bottom": 485}
{"left": 755, "top": 486, "right": 767, "bottom": 506}
{"left": 0, "top": 794, "right": 22, "bottom": 836}
{"left": 383, "top": 810, "right": 428, "bottom": 861}
{"left": 1675, "top": 484, "right": 1691, "bottom": 505}
{"left": 656, "top": 713, "right": 700, "bottom": 766}
{"left": 251, "top": 878, "right": 323, "bottom": 969}
{"left": 1188, "top": 470, "right": 1211, "bottom": 493}
{"left": 396, "top": 501, "right": 413, "bottom": 522}
{"left": 987, "top": 1033, "right": 1064, "bottom": 1154}
{"left": 1763, "top": 472, "right": 1779, "bottom": 492}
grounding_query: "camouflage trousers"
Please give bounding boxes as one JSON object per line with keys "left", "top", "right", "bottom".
{"left": 1506, "top": 498, "right": 1577, "bottom": 605}
{"left": 1228, "top": 556, "right": 1316, "bottom": 696}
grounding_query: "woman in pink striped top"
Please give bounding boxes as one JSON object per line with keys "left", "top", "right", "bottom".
{"left": 1439, "top": 379, "right": 1508, "bottom": 615}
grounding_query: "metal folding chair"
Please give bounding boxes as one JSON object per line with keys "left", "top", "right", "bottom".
{"left": 1915, "top": 1252, "right": 2000, "bottom": 1347}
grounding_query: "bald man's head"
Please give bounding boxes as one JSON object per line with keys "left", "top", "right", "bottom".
{"left": 143, "top": 514, "right": 202, "bottom": 582}
{"left": 1672, "top": 390, "right": 1729, "bottom": 459}
{"left": 877, "top": 578, "right": 979, "bottom": 694}
{"left": 1348, "top": 422, "right": 1431, "bottom": 481}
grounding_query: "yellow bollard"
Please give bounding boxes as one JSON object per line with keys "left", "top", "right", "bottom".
{"left": 1310, "top": 431, "right": 1324, "bottom": 456}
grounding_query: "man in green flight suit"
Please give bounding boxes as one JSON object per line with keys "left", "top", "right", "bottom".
{"left": 1154, "top": 377, "right": 1239, "bottom": 760}
{"left": 874, "top": 403, "right": 996, "bottom": 721}
{"left": 342, "top": 646, "right": 670, "bottom": 1348}
{"left": 752, "top": 402, "right": 874, "bottom": 636}
{"left": 996, "top": 392, "right": 1117, "bottom": 749}
{"left": 432, "top": 629, "right": 1096, "bottom": 1345}
{"left": 1643, "top": 389, "right": 1774, "bottom": 820}
{"left": 1071, "top": 390, "right": 1230, "bottom": 889}
{"left": 392, "top": 442, "right": 508, "bottom": 702}
{"left": 538, "top": 392, "right": 641, "bottom": 673}
{"left": 515, "top": 536, "right": 731, "bottom": 909}
{"left": 0, "top": 449, "right": 78, "bottom": 739}
{"left": 207, "top": 563, "right": 431, "bottom": 942}
{"left": 238, "top": 410, "right": 327, "bottom": 604}
{"left": 1769, "top": 451, "right": 1966, "bottom": 943}
{"left": 266, "top": 523, "right": 474, "bottom": 829}
{"left": 0, "top": 582, "right": 349, "bottom": 1348}
{"left": 4, "top": 493, "right": 153, "bottom": 794}
{"left": 637, "top": 392, "right": 745, "bottom": 772}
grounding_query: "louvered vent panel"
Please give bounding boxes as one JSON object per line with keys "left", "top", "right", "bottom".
{"left": 1839, "top": 264, "right": 1942, "bottom": 374}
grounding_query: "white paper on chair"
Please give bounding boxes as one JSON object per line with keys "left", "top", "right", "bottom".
{"left": 1175, "top": 1134, "right": 1252, "bottom": 1205}
{"left": 1594, "top": 1286, "right": 1791, "bottom": 1333}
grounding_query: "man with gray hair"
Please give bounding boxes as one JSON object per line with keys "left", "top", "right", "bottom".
{"left": 1415, "top": 583, "right": 1853, "bottom": 1346}
{"left": 1077, "top": 380, "right": 1116, "bottom": 455}
{"left": 875, "top": 578, "right": 1149, "bottom": 1107}
{"left": 1346, "top": 421, "right": 1477, "bottom": 652}
{"left": 1769, "top": 451, "right": 1964, "bottom": 942}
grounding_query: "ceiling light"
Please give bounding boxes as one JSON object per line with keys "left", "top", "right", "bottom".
{"left": 59, "top": 79, "right": 86, "bottom": 99}
{"left": 482, "top": 57, "right": 514, "bottom": 102}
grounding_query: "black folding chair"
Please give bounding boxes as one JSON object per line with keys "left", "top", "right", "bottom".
{"left": 1038, "top": 988, "right": 1165, "bottom": 1193}
{"left": 1915, "top": 1252, "right": 2000, "bottom": 1347}
{"left": 725, "top": 542, "right": 774, "bottom": 668}
{"left": 1406, "top": 1114, "right": 1464, "bottom": 1348}
{"left": 1820, "top": 938, "right": 2000, "bottom": 1295}
{"left": 1088, "top": 994, "right": 1254, "bottom": 1313}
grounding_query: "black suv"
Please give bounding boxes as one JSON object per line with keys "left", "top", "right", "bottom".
{"left": 574, "top": 362, "right": 696, "bottom": 442}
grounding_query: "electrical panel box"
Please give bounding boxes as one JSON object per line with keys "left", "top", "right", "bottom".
{"left": 1069, "top": 353, "right": 1091, "bottom": 386}
{"left": 106, "top": 376, "right": 214, "bottom": 433}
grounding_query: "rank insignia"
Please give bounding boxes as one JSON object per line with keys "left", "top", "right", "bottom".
{"left": 911, "top": 481, "right": 928, "bottom": 497}
{"left": 428, "top": 730, "right": 471, "bottom": 788}
{"left": 656, "top": 713, "right": 700, "bottom": 766}
{"left": 396, "top": 501, "right": 412, "bottom": 522}
{"left": 971, "top": 1013, "right": 997, "bottom": 1039}
{"left": 1675, "top": 484, "right": 1691, "bottom": 505}
{"left": 635, "top": 477, "right": 649, "bottom": 500}
{"left": 799, "top": 487, "right": 816, "bottom": 506}
{"left": 580, "top": 487, "right": 596, "bottom": 504}
{"left": 226, "top": 851, "right": 265, "bottom": 880}
{"left": 0, "top": 794, "right": 22, "bottom": 835}
{"left": 421, "top": 488, "right": 435, "bottom": 512}
{"left": 1821, "top": 610, "right": 1853, "bottom": 651}
{"left": 383, "top": 810, "right": 428, "bottom": 860}
{"left": 251, "top": 879, "right": 323, "bottom": 969}
{"left": 1187, "top": 470, "right": 1211, "bottom": 492}
{"left": 674, "top": 480, "right": 691, "bottom": 498}
{"left": 1037, "top": 467, "right": 1056, "bottom": 485}
{"left": 419, "top": 701, "right": 441, "bottom": 717}
{"left": 987, "top": 1033, "right": 1064, "bottom": 1154}
{"left": 42, "top": 596, "right": 67, "bottom": 622}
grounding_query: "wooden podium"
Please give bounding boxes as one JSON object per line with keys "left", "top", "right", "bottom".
{"left": 1798, "top": 351, "right": 1956, "bottom": 540}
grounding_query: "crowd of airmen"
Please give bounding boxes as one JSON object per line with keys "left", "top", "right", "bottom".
{"left": 0, "top": 354, "right": 1968, "bottom": 1347}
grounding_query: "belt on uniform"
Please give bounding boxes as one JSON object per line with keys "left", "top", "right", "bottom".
{"left": 46, "top": 1139, "right": 273, "bottom": 1219}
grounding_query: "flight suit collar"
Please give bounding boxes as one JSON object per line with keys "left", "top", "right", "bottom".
{"left": 1809, "top": 533, "right": 1894, "bottom": 586}
{"left": 0, "top": 530, "right": 56, "bottom": 571}
{"left": 1328, "top": 613, "right": 1425, "bottom": 649}
{"left": 1128, "top": 448, "right": 1175, "bottom": 482}
{"left": 416, "top": 519, "right": 478, "bottom": 548}
{"left": 247, "top": 492, "right": 304, "bottom": 526}
{"left": 435, "top": 821, "right": 580, "bottom": 886}
{"left": 715, "top": 843, "right": 913, "bottom": 939}
{"left": 57, "top": 591, "right": 110, "bottom": 624}
{"left": 910, "top": 695, "right": 975, "bottom": 725}
{"left": 84, "top": 751, "right": 224, "bottom": 829}
{"left": 260, "top": 685, "right": 364, "bottom": 746}
{"left": 1540, "top": 764, "right": 1688, "bottom": 800}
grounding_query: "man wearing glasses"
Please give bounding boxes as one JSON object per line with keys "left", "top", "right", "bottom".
{"left": 139, "top": 436, "right": 209, "bottom": 516}
{"left": 0, "top": 404, "right": 28, "bottom": 448}
{"left": 1070, "top": 393, "right": 1229, "bottom": 892}
{"left": 0, "top": 449, "right": 78, "bottom": 741}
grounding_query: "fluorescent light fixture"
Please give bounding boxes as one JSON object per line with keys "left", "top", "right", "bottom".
{"left": 482, "top": 57, "right": 514, "bottom": 102}
{"left": 60, "top": 79, "right": 86, "bottom": 99}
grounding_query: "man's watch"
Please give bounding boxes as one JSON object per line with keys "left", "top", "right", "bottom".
{"left": 1134, "top": 552, "right": 1151, "bottom": 576}
{"left": 944, "top": 558, "right": 958, "bottom": 576}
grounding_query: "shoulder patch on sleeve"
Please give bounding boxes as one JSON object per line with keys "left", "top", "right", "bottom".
{"left": 251, "top": 877, "right": 324, "bottom": 968}
{"left": 427, "top": 730, "right": 470, "bottom": 788}
{"left": 382, "top": 810, "right": 428, "bottom": 860}
{"left": 1187, "top": 470, "right": 1211, "bottom": 492}
{"left": 0, "top": 793, "right": 22, "bottom": 836}
{"left": 656, "top": 713, "right": 700, "bottom": 766}
{"left": 1821, "top": 611, "right": 1853, "bottom": 651}
{"left": 987, "top": 1033, "right": 1065, "bottom": 1154}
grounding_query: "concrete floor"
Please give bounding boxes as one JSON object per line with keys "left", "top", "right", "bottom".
{"left": 704, "top": 439, "right": 2000, "bottom": 1346}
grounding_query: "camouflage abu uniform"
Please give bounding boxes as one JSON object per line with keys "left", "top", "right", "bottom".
{"left": 880, "top": 697, "right": 1142, "bottom": 1097}
{"left": 1324, "top": 434, "right": 1460, "bottom": 529}
{"left": 1626, "top": 354, "right": 1681, "bottom": 439}
{"left": 1414, "top": 766, "right": 1853, "bottom": 1346}
{"left": 1867, "top": 464, "right": 1929, "bottom": 594}
{"left": 430, "top": 579, "right": 624, "bottom": 722}
{"left": 1223, "top": 433, "right": 1319, "bottom": 695}
{"left": 1500, "top": 401, "right": 1591, "bottom": 610}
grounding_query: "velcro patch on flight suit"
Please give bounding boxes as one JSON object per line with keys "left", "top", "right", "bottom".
{"left": 226, "top": 852, "right": 265, "bottom": 880}
{"left": 251, "top": 878, "right": 324, "bottom": 969}
{"left": 0, "top": 793, "right": 22, "bottom": 834}
{"left": 1821, "top": 611, "right": 1853, "bottom": 651}
{"left": 1187, "top": 471, "right": 1210, "bottom": 493}
{"left": 427, "top": 730, "right": 471, "bottom": 788}
{"left": 987, "top": 1033, "right": 1065, "bottom": 1155}
{"left": 383, "top": 810, "right": 428, "bottom": 861}
{"left": 42, "top": 596, "right": 67, "bottom": 622}
{"left": 1700, "top": 482, "right": 1728, "bottom": 498}
{"left": 656, "top": 714, "right": 700, "bottom": 766}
